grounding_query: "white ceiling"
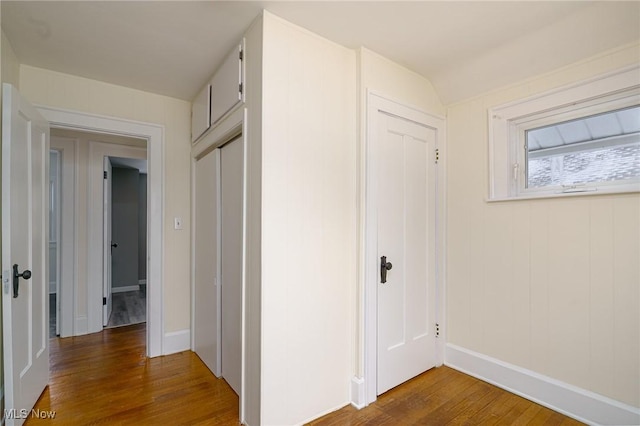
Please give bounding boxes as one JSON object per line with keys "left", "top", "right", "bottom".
{"left": 2, "top": 1, "right": 639, "bottom": 105}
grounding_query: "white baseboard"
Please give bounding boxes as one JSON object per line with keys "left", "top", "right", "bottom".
{"left": 351, "top": 377, "right": 366, "bottom": 409}
{"left": 445, "top": 343, "right": 640, "bottom": 426}
{"left": 164, "top": 329, "right": 190, "bottom": 355}
{"left": 112, "top": 285, "right": 140, "bottom": 293}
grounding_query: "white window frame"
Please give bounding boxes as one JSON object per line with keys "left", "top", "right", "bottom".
{"left": 489, "top": 65, "right": 640, "bottom": 201}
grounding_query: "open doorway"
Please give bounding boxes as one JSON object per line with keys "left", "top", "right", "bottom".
{"left": 48, "top": 128, "right": 149, "bottom": 345}
{"left": 104, "top": 157, "right": 148, "bottom": 328}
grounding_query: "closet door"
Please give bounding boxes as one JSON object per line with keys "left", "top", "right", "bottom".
{"left": 193, "top": 149, "right": 220, "bottom": 375}
{"left": 221, "top": 136, "right": 243, "bottom": 396}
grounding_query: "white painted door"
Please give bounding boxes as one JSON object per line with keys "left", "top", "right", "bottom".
{"left": 221, "top": 137, "right": 243, "bottom": 396}
{"left": 194, "top": 148, "right": 221, "bottom": 376}
{"left": 2, "top": 83, "right": 50, "bottom": 425}
{"left": 376, "top": 111, "right": 437, "bottom": 395}
{"left": 103, "top": 157, "right": 113, "bottom": 326}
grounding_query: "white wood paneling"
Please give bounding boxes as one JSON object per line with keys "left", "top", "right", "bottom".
{"left": 446, "top": 43, "right": 640, "bottom": 412}
{"left": 260, "top": 12, "right": 356, "bottom": 425}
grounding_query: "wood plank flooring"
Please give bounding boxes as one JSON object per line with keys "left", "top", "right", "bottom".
{"left": 308, "top": 367, "right": 584, "bottom": 426}
{"left": 26, "top": 324, "right": 239, "bottom": 425}
{"left": 106, "top": 290, "right": 147, "bottom": 328}
{"left": 26, "top": 324, "right": 583, "bottom": 425}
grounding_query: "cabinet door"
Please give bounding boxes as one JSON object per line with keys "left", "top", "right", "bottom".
{"left": 211, "top": 43, "right": 243, "bottom": 125}
{"left": 191, "top": 84, "right": 211, "bottom": 143}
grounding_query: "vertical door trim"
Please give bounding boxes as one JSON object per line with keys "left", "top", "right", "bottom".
{"left": 362, "top": 91, "right": 447, "bottom": 405}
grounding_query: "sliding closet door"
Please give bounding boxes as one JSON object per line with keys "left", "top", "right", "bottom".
{"left": 194, "top": 149, "right": 220, "bottom": 375}
{"left": 221, "top": 136, "right": 243, "bottom": 396}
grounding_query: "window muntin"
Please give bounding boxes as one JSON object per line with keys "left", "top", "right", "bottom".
{"left": 525, "top": 105, "right": 640, "bottom": 190}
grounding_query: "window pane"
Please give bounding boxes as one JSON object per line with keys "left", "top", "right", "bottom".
{"left": 526, "top": 105, "right": 640, "bottom": 188}
{"left": 528, "top": 143, "right": 640, "bottom": 188}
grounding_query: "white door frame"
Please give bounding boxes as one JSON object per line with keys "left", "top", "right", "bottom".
{"left": 49, "top": 137, "right": 76, "bottom": 338}
{"left": 36, "top": 106, "right": 164, "bottom": 357}
{"left": 362, "top": 92, "right": 447, "bottom": 405}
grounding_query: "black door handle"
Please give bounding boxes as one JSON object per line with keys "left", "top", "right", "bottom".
{"left": 13, "top": 264, "right": 32, "bottom": 298}
{"left": 380, "top": 256, "right": 393, "bottom": 284}
{"left": 111, "top": 242, "right": 118, "bottom": 254}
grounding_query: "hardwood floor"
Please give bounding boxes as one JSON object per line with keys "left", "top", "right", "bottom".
{"left": 106, "top": 290, "right": 147, "bottom": 328}
{"left": 26, "top": 325, "right": 582, "bottom": 425}
{"left": 26, "top": 324, "right": 239, "bottom": 425}
{"left": 308, "top": 367, "right": 584, "bottom": 426}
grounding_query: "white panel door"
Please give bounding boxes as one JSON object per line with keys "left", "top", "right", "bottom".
{"left": 2, "top": 83, "right": 50, "bottom": 425}
{"left": 377, "top": 112, "right": 437, "bottom": 395}
{"left": 103, "top": 157, "right": 113, "bottom": 326}
{"left": 221, "top": 137, "right": 243, "bottom": 396}
{"left": 194, "top": 148, "right": 221, "bottom": 376}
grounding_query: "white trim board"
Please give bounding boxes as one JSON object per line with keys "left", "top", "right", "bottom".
{"left": 445, "top": 343, "right": 640, "bottom": 426}
{"left": 36, "top": 105, "right": 164, "bottom": 358}
{"left": 164, "top": 329, "right": 191, "bottom": 355}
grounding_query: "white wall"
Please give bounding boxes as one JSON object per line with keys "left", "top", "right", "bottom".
{"left": 260, "top": 12, "right": 356, "bottom": 425}
{"left": 19, "top": 65, "right": 192, "bottom": 335}
{"left": 446, "top": 43, "right": 640, "bottom": 409}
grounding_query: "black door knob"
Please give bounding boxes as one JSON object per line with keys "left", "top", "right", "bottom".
{"left": 13, "top": 264, "right": 32, "bottom": 298}
{"left": 380, "top": 256, "right": 393, "bottom": 283}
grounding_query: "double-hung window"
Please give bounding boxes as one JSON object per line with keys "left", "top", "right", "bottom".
{"left": 489, "top": 66, "right": 640, "bottom": 200}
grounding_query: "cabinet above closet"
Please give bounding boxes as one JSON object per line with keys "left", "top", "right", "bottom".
{"left": 191, "top": 41, "right": 244, "bottom": 143}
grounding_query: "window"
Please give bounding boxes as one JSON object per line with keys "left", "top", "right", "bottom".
{"left": 489, "top": 66, "right": 640, "bottom": 200}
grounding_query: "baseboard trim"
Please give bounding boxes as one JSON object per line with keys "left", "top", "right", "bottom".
{"left": 351, "top": 377, "right": 366, "bottom": 409}
{"left": 298, "top": 401, "right": 350, "bottom": 426}
{"left": 445, "top": 343, "right": 640, "bottom": 426}
{"left": 112, "top": 285, "right": 140, "bottom": 293}
{"left": 164, "top": 329, "right": 190, "bottom": 355}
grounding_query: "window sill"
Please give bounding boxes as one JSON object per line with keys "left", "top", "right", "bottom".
{"left": 486, "top": 185, "right": 640, "bottom": 202}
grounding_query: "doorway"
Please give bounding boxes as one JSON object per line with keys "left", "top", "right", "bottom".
{"left": 364, "top": 94, "right": 446, "bottom": 404}
{"left": 43, "top": 112, "right": 163, "bottom": 356}
{"left": 104, "top": 157, "right": 148, "bottom": 328}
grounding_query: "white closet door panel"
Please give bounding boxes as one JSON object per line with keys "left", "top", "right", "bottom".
{"left": 211, "top": 44, "right": 242, "bottom": 125}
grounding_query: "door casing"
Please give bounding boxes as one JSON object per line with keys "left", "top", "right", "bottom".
{"left": 37, "top": 106, "right": 164, "bottom": 357}
{"left": 362, "top": 92, "right": 447, "bottom": 406}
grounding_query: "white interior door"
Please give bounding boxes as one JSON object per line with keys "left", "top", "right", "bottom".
{"left": 103, "top": 157, "right": 113, "bottom": 326}
{"left": 194, "top": 148, "right": 221, "bottom": 376}
{"left": 376, "top": 111, "right": 437, "bottom": 395}
{"left": 221, "top": 137, "right": 243, "bottom": 396}
{"left": 2, "top": 83, "right": 50, "bottom": 425}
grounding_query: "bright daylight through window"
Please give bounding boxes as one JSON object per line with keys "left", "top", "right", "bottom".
{"left": 489, "top": 66, "right": 640, "bottom": 200}
{"left": 525, "top": 105, "right": 640, "bottom": 190}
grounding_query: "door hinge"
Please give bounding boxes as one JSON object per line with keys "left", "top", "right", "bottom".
{"left": 435, "top": 148, "right": 440, "bottom": 164}
{"left": 103, "top": 171, "right": 108, "bottom": 179}
{"left": 103, "top": 297, "right": 107, "bottom": 306}
{"left": 435, "top": 323, "right": 440, "bottom": 338}
{"left": 239, "top": 49, "right": 243, "bottom": 61}
{"left": 239, "top": 83, "right": 243, "bottom": 96}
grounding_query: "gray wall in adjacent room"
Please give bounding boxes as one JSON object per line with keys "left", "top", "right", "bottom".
{"left": 112, "top": 167, "right": 139, "bottom": 289}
